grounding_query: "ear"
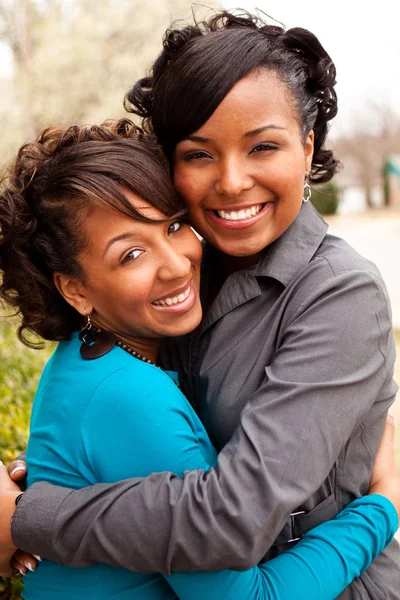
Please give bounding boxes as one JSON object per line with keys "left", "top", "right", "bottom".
{"left": 53, "top": 272, "right": 92, "bottom": 316}
{"left": 304, "top": 130, "right": 314, "bottom": 174}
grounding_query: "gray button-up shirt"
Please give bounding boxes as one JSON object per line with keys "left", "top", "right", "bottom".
{"left": 13, "top": 203, "right": 399, "bottom": 599}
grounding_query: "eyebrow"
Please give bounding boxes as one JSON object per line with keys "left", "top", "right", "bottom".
{"left": 184, "top": 135, "right": 211, "bottom": 144}
{"left": 244, "top": 125, "right": 287, "bottom": 137}
{"left": 103, "top": 231, "right": 138, "bottom": 257}
{"left": 183, "top": 125, "right": 287, "bottom": 145}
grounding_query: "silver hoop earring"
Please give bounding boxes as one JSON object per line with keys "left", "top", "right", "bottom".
{"left": 303, "top": 180, "right": 312, "bottom": 203}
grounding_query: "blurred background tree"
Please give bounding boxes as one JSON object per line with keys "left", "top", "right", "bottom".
{"left": 0, "top": 0, "right": 219, "bottom": 166}
{"left": 334, "top": 104, "right": 400, "bottom": 209}
{"left": 310, "top": 181, "right": 340, "bottom": 215}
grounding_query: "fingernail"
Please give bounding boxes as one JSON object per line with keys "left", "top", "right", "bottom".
{"left": 0, "top": 460, "right": 3, "bottom": 466}
{"left": 388, "top": 406, "right": 395, "bottom": 416}
{"left": 18, "top": 567, "right": 27, "bottom": 575}
{"left": 10, "top": 466, "right": 25, "bottom": 476}
{"left": 33, "top": 555, "right": 42, "bottom": 561}
{"left": 25, "top": 561, "right": 34, "bottom": 572}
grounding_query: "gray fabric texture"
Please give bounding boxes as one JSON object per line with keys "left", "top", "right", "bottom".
{"left": 12, "top": 202, "right": 400, "bottom": 599}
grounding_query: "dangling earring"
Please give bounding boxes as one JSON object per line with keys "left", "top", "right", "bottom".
{"left": 303, "top": 178, "right": 312, "bottom": 203}
{"left": 78, "top": 313, "right": 116, "bottom": 360}
{"left": 78, "top": 313, "right": 93, "bottom": 344}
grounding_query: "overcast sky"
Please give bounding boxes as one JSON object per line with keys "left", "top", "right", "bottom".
{"left": 1, "top": 0, "right": 399, "bottom": 136}
{"left": 222, "top": 0, "right": 400, "bottom": 135}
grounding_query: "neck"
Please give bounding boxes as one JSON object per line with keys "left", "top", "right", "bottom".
{"left": 204, "top": 250, "right": 261, "bottom": 311}
{"left": 114, "top": 333, "right": 160, "bottom": 364}
{"left": 90, "top": 318, "right": 160, "bottom": 364}
{"left": 217, "top": 252, "right": 261, "bottom": 277}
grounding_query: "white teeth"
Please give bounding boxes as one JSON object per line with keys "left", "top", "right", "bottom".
{"left": 217, "top": 204, "right": 263, "bottom": 221}
{"left": 153, "top": 285, "right": 191, "bottom": 307}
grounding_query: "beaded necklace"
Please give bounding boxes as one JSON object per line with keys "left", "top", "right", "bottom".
{"left": 79, "top": 323, "right": 157, "bottom": 365}
{"left": 78, "top": 323, "right": 181, "bottom": 386}
{"left": 115, "top": 338, "right": 156, "bottom": 365}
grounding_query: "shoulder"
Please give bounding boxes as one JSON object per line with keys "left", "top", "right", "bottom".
{"left": 288, "top": 234, "right": 390, "bottom": 314}
{"left": 92, "top": 357, "right": 181, "bottom": 397}
{"left": 86, "top": 355, "right": 194, "bottom": 426}
{"left": 316, "top": 233, "right": 382, "bottom": 280}
{"left": 44, "top": 335, "right": 183, "bottom": 412}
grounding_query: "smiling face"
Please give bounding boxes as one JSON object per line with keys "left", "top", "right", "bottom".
{"left": 173, "top": 69, "right": 314, "bottom": 261}
{"left": 56, "top": 192, "right": 202, "bottom": 360}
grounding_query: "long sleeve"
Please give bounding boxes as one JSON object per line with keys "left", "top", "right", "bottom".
{"left": 17, "top": 361, "right": 399, "bottom": 599}
{"left": 166, "top": 496, "right": 398, "bottom": 600}
{"left": 12, "top": 265, "right": 397, "bottom": 573}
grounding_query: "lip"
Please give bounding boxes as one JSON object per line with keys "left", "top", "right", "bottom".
{"left": 151, "top": 281, "right": 196, "bottom": 314}
{"left": 206, "top": 201, "right": 274, "bottom": 230}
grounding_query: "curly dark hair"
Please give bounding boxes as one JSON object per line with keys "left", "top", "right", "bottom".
{"left": 0, "top": 119, "right": 185, "bottom": 347}
{"left": 125, "top": 10, "right": 338, "bottom": 184}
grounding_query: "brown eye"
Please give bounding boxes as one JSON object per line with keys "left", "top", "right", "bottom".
{"left": 183, "top": 151, "right": 212, "bottom": 161}
{"left": 121, "top": 249, "right": 143, "bottom": 264}
{"left": 250, "top": 143, "right": 278, "bottom": 153}
{"left": 168, "top": 222, "right": 183, "bottom": 234}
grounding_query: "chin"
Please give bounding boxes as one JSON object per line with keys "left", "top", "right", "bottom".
{"left": 165, "top": 313, "right": 203, "bottom": 338}
{"left": 219, "top": 240, "right": 267, "bottom": 258}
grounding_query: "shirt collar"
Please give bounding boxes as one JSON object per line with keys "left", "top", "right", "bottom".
{"left": 253, "top": 201, "right": 328, "bottom": 286}
{"left": 198, "top": 202, "right": 328, "bottom": 334}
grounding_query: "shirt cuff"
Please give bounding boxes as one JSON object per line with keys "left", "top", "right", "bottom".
{"left": 11, "top": 482, "right": 73, "bottom": 561}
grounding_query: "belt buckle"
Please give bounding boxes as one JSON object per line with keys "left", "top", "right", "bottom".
{"left": 287, "top": 510, "right": 305, "bottom": 543}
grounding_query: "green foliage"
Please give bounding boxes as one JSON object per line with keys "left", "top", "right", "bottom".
{"left": 0, "top": 319, "right": 52, "bottom": 463}
{"left": 0, "top": 575, "right": 23, "bottom": 600}
{"left": 0, "top": 318, "right": 52, "bottom": 598}
{"left": 310, "top": 181, "right": 340, "bottom": 215}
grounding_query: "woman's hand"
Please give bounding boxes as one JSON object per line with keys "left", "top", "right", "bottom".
{"left": 7, "top": 459, "right": 27, "bottom": 486}
{"left": 0, "top": 462, "right": 21, "bottom": 577}
{"left": 369, "top": 411, "right": 400, "bottom": 518}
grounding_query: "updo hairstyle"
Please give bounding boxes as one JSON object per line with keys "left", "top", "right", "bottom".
{"left": 0, "top": 119, "right": 184, "bottom": 346}
{"left": 126, "top": 10, "right": 339, "bottom": 183}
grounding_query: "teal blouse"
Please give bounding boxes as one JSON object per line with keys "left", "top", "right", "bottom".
{"left": 23, "top": 333, "right": 397, "bottom": 599}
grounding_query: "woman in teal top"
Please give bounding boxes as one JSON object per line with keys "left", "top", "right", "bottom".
{"left": 0, "top": 119, "right": 398, "bottom": 599}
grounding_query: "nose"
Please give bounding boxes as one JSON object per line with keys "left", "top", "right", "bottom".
{"left": 215, "top": 157, "right": 254, "bottom": 197}
{"left": 157, "top": 242, "right": 191, "bottom": 281}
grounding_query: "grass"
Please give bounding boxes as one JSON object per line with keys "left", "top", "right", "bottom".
{"left": 0, "top": 319, "right": 53, "bottom": 463}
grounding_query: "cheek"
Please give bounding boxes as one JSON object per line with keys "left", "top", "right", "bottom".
{"left": 270, "top": 160, "right": 305, "bottom": 199}
{"left": 181, "top": 230, "right": 203, "bottom": 266}
{"left": 174, "top": 168, "right": 203, "bottom": 211}
{"left": 192, "top": 237, "right": 203, "bottom": 267}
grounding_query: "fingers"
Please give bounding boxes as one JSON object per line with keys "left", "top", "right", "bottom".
{"left": 0, "top": 461, "right": 21, "bottom": 492}
{"left": 370, "top": 411, "right": 396, "bottom": 488}
{"left": 7, "top": 460, "right": 27, "bottom": 482}
{"left": 11, "top": 550, "right": 38, "bottom": 575}
{"left": 379, "top": 412, "right": 395, "bottom": 458}
{"left": 12, "top": 557, "right": 28, "bottom": 575}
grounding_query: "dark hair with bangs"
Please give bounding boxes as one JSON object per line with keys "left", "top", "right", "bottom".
{"left": 0, "top": 119, "right": 185, "bottom": 346}
{"left": 126, "top": 10, "right": 339, "bottom": 184}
